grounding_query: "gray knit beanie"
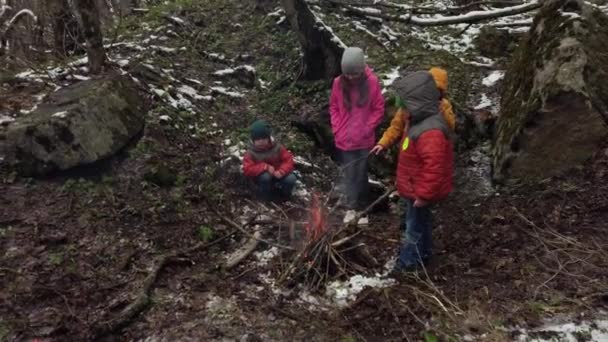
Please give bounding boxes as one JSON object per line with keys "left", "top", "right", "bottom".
{"left": 341, "top": 47, "right": 365, "bottom": 74}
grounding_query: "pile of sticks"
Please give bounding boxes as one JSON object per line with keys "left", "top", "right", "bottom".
{"left": 279, "top": 188, "right": 394, "bottom": 290}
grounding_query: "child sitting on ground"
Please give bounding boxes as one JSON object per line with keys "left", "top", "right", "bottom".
{"left": 242, "top": 119, "right": 297, "bottom": 201}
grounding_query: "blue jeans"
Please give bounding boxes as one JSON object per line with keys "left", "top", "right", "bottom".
{"left": 397, "top": 198, "right": 433, "bottom": 268}
{"left": 256, "top": 172, "right": 297, "bottom": 201}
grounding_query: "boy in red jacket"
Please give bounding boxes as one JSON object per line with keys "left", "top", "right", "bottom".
{"left": 372, "top": 71, "right": 454, "bottom": 272}
{"left": 242, "top": 120, "right": 296, "bottom": 201}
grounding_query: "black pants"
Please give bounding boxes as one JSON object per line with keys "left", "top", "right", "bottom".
{"left": 338, "top": 149, "right": 370, "bottom": 210}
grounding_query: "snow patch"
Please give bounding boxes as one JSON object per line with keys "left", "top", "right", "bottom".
{"left": 294, "top": 181, "right": 310, "bottom": 201}
{"left": 294, "top": 156, "right": 313, "bottom": 168}
{"left": 73, "top": 75, "right": 90, "bottom": 81}
{"left": 326, "top": 275, "right": 395, "bottom": 307}
{"left": 0, "top": 115, "right": 15, "bottom": 124}
{"left": 177, "top": 85, "right": 207, "bottom": 100}
{"left": 516, "top": 317, "right": 608, "bottom": 342}
{"left": 167, "top": 16, "right": 185, "bottom": 24}
{"left": 310, "top": 8, "right": 347, "bottom": 49}
{"left": 474, "top": 94, "right": 493, "bottom": 110}
{"left": 382, "top": 67, "right": 401, "bottom": 88}
{"left": 116, "top": 59, "right": 130, "bottom": 67}
{"left": 267, "top": 8, "right": 284, "bottom": 17}
{"left": 52, "top": 111, "right": 68, "bottom": 118}
{"left": 482, "top": 70, "right": 505, "bottom": 87}
{"left": 254, "top": 247, "right": 280, "bottom": 266}
{"left": 150, "top": 45, "right": 176, "bottom": 53}
{"left": 210, "top": 86, "right": 245, "bottom": 98}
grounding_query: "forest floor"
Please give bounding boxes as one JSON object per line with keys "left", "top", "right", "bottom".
{"left": 1, "top": 0, "right": 608, "bottom": 341}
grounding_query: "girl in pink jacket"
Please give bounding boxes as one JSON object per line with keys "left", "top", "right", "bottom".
{"left": 329, "top": 47, "right": 385, "bottom": 223}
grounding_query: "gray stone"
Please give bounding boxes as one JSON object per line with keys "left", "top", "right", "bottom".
{"left": 0, "top": 75, "right": 145, "bottom": 176}
{"left": 493, "top": 0, "right": 608, "bottom": 183}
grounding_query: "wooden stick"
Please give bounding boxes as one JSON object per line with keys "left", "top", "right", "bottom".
{"left": 211, "top": 206, "right": 295, "bottom": 251}
{"left": 224, "top": 231, "right": 261, "bottom": 269}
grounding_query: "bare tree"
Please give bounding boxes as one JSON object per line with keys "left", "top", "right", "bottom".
{"left": 282, "top": 0, "right": 345, "bottom": 80}
{"left": 46, "top": 0, "right": 83, "bottom": 57}
{"left": 0, "top": 1, "right": 41, "bottom": 56}
{"left": 72, "top": 0, "right": 107, "bottom": 74}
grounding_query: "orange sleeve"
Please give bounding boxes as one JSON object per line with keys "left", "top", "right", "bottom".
{"left": 440, "top": 99, "right": 456, "bottom": 131}
{"left": 377, "top": 108, "right": 406, "bottom": 148}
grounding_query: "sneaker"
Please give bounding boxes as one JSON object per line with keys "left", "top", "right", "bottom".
{"left": 343, "top": 210, "right": 357, "bottom": 224}
{"left": 357, "top": 215, "right": 369, "bottom": 226}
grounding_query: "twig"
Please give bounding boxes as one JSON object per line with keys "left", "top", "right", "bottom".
{"left": 210, "top": 205, "right": 295, "bottom": 251}
{"left": 329, "top": 0, "right": 541, "bottom": 26}
{"left": 224, "top": 231, "right": 261, "bottom": 269}
{"left": 383, "top": 289, "right": 412, "bottom": 341}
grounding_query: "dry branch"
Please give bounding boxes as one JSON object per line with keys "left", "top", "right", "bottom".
{"left": 92, "top": 231, "right": 234, "bottom": 338}
{"left": 210, "top": 205, "right": 295, "bottom": 251}
{"left": 0, "top": 8, "right": 40, "bottom": 53}
{"left": 327, "top": 0, "right": 541, "bottom": 26}
{"left": 224, "top": 231, "right": 261, "bottom": 269}
{"left": 325, "top": 0, "right": 525, "bottom": 14}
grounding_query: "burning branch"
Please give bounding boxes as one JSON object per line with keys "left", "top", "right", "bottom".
{"left": 279, "top": 187, "right": 395, "bottom": 290}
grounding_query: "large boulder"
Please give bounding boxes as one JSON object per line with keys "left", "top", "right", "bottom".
{"left": 493, "top": 0, "right": 608, "bottom": 183}
{"left": 0, "top": 75, "right": 145, "bottom": 175}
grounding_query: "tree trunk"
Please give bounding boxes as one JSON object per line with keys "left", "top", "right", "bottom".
{"left": 50, "top": 0, "right": 82, "bottom": 57}
{"left": 281, "top": 0, "right": 344, "bottom": 80}
{"left": 73, "top": 0, "right": 107, "bottom": 74}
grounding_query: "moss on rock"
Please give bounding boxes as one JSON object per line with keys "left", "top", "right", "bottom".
{"left": 493, "top": 0, "right": 608, "bottom": 184}
{"left": 0, "top": 75, "right": 145, "bottom": 176}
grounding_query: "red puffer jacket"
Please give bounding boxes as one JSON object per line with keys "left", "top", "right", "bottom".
{"left": 396, "top": 130, "right": 453, "bottom": 202}
{"left": 242, "top": 144, "right": 295, "bottom": 178}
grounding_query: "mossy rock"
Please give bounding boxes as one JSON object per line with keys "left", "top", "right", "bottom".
{"left": 0, "top": 74, "right": 145, "bottom": 176}
{"left": 493, "top": 0, "right": 608, "bottom": 183}
{"left": 475, "top": 26, "right": 519, "bottom": 58}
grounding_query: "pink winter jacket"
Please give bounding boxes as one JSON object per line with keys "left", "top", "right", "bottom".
{"left": 329, "top": 66, "right": 385, "bottom": 151}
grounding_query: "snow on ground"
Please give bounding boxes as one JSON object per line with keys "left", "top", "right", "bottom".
{"left": 381, "top": 66, "right": 401, "bottom": 90}
{"left": 516, "top": 316, "right": 608, "bottom": 342}
{"left": 51, "top": 111, "right": 68, "bottom": 118}
{"left": 474, "top": 93, "right": 493, "bottom": 110}
{"left": 482, "top": 70, "right": 505, "bottom": 87}
{"left": 254, "top": 247, "right": 280, "bottom": 266}
{"left": 325, "top": 274, "right": 395, "bottom": 307}
{"left": 0, "top": 115, "right": 15, "bottom": 125}
{"left": 310, "top": 7, "right": 348, "bottom": 49}
{"left": 293, "top": 156, "right": 313, "bottom": 168}
{"left": 210, "top": 86, "right": 245, "bottom": 98}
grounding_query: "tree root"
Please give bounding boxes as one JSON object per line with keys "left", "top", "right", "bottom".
{"left": 91, "top": 230, "right": 234, "bottom": 339}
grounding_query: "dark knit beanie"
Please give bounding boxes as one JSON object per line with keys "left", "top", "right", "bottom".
{"left": 250, "top": 119, "right": 272, "bottom": 140}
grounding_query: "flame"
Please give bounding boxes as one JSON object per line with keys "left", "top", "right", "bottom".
{"left": 304, "top": 192, "right": 328, "bottom": 243}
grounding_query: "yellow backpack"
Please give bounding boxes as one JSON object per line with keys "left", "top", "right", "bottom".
{"left": 429, "top": 67, "right": 456, "bottom": 131}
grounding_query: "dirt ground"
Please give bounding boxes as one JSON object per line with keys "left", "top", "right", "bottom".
{"left": 2, "top": 1, "right": 608, "bottom": 341}
{"left": 1, "top": 127, "right": 607, "bottom": 341}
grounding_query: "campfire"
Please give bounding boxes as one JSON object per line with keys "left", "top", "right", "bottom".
{"left": 280, "top": 189, "right": 393, "bottom": 290}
